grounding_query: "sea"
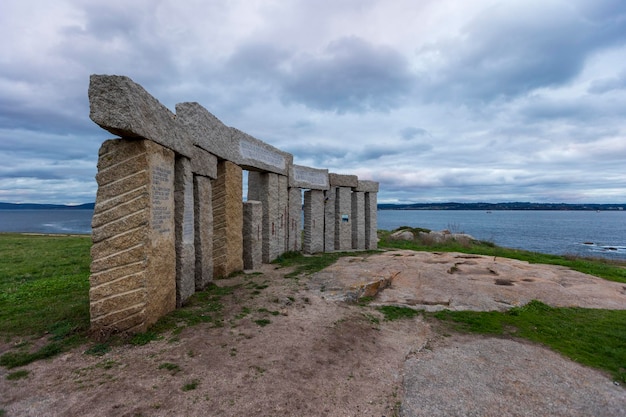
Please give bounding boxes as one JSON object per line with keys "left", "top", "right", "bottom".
{"left": 377, "top": 209, "right": 626, "bottom": 260}
{"left": 0, "top": 209, "right": 624, "bottom": 260}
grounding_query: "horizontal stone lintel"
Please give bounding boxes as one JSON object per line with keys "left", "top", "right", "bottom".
{"left": 232, "top": 128, "right": 293, "bottom": 176}
{"left": 356, "top": 180, "right": 379, "bottom": 193}
{"left": 176, "top": 101, "right": 293, "bottom": 176}
{"left": 290, "top": 164, "right": 329, "bottom": 190}
{"left": 329, "top": 173, "right": 358, "bottom": 188}
{"left": 89, "top": 75, "right": 194, "bottom": 158}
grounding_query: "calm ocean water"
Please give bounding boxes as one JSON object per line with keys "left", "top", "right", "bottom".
{"left": 0, "top": 210, "right": 93, "bottom": 235}
{"left": 378, "top": 210, "right": 626, "bottom": 260}
{"left": 1, "top": 209, "right": 624, "bottom": 260}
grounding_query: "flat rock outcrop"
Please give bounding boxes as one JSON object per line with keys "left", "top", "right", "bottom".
{"left": 310, "top": 250, "right": 626, "bottom": 311}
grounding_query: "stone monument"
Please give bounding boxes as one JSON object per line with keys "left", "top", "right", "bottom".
{"left": 87, "top": 74, "right": 379, "bottom": 335}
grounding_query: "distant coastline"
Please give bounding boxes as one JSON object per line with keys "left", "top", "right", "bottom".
{"left": 0, "top": 202, "right": 95, "bottom": 210}
{"left": 378, "top": 202, "right": 626, "bottom": 211}
{"left": 2, "top": 201, "right": 625, "bottom": 212}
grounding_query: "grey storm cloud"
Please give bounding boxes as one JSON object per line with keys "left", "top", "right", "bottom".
{"left": 225, "top": 36, "right": 413, "bottom": 113}
{"left": 1, "top": 0, "right": 625, "bottom": 204}
{"left": 281, "top": 37, "right": 413, "bottom": 112}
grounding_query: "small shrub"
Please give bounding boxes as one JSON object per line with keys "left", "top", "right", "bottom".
{"left": 158, "top": 362, "right": 181, "bottom": 374}
{"left": 0, "top": 342, "right": 62, "bottom": 369}
{"left": 254, "top": 319, "right": 271, "bottom": 327}
{"left": 182, "top": 379, "right": 199, "bottom": 391}
{"left": 129, "top": 332, "right": 159, "bottom": 346}
{"left": 6, "top": 370, "right": 29, "bottom": 380}
{"left": 84, "top": 343, "right": 110, "bottom": 356}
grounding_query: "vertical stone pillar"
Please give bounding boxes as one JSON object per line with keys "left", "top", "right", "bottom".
{"left": 351, "top": 191, "right": 365, "bottom": 250}
{"left": 212, "top": 160, "right": 243, "bottom": 277}
{"left": 324, "top": 189, "right": 335, "bottom": 252}
{"left": 243, "top": 201, "right": 262, "bottom": 269}
{"left": 288, "top": 187, "right": 302, "bottom": 252}
{"left": 190, "top": 146, "right": 217, "bottom": 291}
{"left": 303, "top": 190, "right": 325, "bottom": 254}
{"left": 278, "top": 175, "right": 289, "bottom": 253}
{"left": 365, "top": 192, "right": 378, "bottom": 250}
{"left": 335, "top": 187, "right": 352, "bottom": 250}
{"left": 247, "top": 171, "right": 261, "bottom": 201}
{"left": 175, "top": 156, "right": 195, "bottom": 307}
{"left": 358, "top": 180, "right": 379, "bottom": 250}
{"left": 90, "top": 138, "right": 176, "bottom": 334}
{"left": 193, "top": 176, "right": 213, "bottom": 290}
{"left": 329, "top": 174, "right": 358, "bottom": 251}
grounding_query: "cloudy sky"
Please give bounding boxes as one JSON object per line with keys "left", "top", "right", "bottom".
{"left": 2, "top": 0, "right": 626, "bottom": 204}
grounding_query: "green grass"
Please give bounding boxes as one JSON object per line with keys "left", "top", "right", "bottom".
{"left": 0, "top": 233, "right": 91, "bottom": 367}
{"left": 378, "top": 305, "right": 421, "bottom": 321}
{"left": 182, "top": 379, "right": 199, "bottom": 391}
{"left": 158, "top": 362, "right": 181, "bottom": 374}
{"left": 432, "top": 300, "right": 626, "bottom": 384}
{"left": 254, "top": 318, "right": 271, "bottom": 327}
{"left": 6, "top": 369, "right": 30, "bottom": 380}
{"left": 272, "top": 250, "right": 379, "bottom": 279}
{"left": 378, "top": 228, "right": 626, "bottom": 283}
{"left": 0, "top": 233, "right": 91, "bottom": 335}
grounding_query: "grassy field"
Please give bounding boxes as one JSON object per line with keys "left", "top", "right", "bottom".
{"left": 0, "top": 233, "right": 91, "bottom": 367}
{"left": 0, "top": 231, "right": 624, "bottom": 385}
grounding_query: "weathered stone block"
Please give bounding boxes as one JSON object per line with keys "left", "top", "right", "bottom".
{"left": 335, "top": 187, "right": 353, "bottom": 250}
{"left": 243, "top": 201, "right": 262, "bottom": 270}
{"left": 329, "top": 173, "right": 358, "bottom": 188}
{"left": 89, "top": 75, "right": 193, "bottom": 157}
{"left": 351, "top": 191, "right": 366, "bottom": 250}
{"left": 176, "top": 102, "right": 293, "bottom": 176}
{"left": 278, "top": 174, "right": 289, "bottom": 253}
{"left": 190, "top": 145, "right": 218, "bottom": 179}
{"left": 290, "top": 165, "right": 329, "bottom": 190}
{"left": 365, "top": 192, "right": 378, "bottom": 250}
{"left": 194, "top": 175, "right": 213, "bottom": 290}
{"left": 212, "top": 161, "right": 243, "bottom": 277}
{"left": 324, "top": 188, "right": 336, "bottom": 252}
{"left": 304, "top": 190, "right": 325, "bottom": 254}
{"left": 288, "top": 187, "right": 302, "bottom": 252}
{"left": 90, "top": 139, "right": 176, "bottom": 334}
{"left": 356, "top": 180, "right": 379, "bottom": 193}
{"left": 174, "top": 156, "right": 195, "bottom": 307}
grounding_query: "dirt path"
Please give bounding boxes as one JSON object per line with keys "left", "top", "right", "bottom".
{"left": 1, "top": 251, "right": 625, "bottom": 417}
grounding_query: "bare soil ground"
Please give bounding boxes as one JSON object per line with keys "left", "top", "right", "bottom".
{"left": 1, "top": 250, "right": 625, "bottom": 417}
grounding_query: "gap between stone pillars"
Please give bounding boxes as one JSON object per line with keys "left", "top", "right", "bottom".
{"left": 247, "top": 171, "right": 284, "bottom": 263}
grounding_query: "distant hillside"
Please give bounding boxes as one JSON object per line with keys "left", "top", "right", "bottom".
{"left": 378, "top": 202, "right": 626, "bottom": 211}
{"left": 0, "top": 202, "right": 95, "bottom": 210}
